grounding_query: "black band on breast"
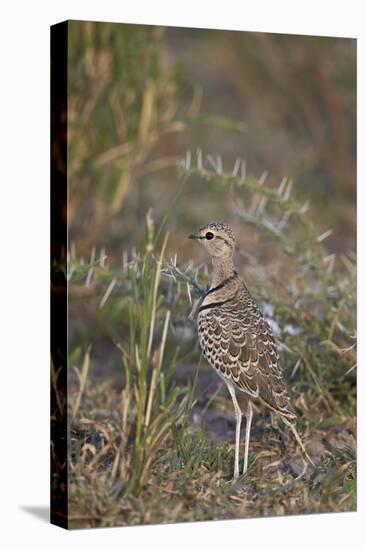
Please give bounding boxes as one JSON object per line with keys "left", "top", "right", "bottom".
{"left": 199, "top": 295, "right": 237, "bottom": 313}
{"left": 204, "top": 271, "right": 238, "bottom": 298}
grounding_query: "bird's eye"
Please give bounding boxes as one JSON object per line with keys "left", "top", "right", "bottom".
{"left": 205, "top": 232, "right": 214, "bottom": 240}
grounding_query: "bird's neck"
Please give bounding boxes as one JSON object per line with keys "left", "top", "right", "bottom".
{"left": 211, "top": 255, "right": 236, "bottom": 287}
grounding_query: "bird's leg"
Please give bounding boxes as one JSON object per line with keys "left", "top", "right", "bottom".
{"left": 225, "top": 382, "right": 242, "bottom": 479}
{"left": 243, "top": 400, "right": 253, "bottom": 474}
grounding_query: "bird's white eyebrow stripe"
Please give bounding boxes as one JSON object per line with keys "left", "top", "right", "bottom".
{"left": 215, "top": 235, "right": 231, "bottom": 246}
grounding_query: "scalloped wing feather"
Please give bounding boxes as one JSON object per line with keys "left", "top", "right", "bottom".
{"left": 198, "top": 297, "right": 296, "bottom": 422}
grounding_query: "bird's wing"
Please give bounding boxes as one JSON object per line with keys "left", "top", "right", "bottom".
{"left": 199, "top": 303, "right": 296, "bottom": 421}
{"left": 199, "top": 307, "right": 259, "bottom": 399}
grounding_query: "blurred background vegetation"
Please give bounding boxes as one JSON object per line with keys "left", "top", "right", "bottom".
{"left": 63, "top": 21, "right": 356, "bottom": 528}
{"left": 68, "top": 22, "right": 355, "bottom": 257}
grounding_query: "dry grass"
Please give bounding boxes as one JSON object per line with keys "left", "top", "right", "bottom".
{"left": 67, "top": 372, "right": 355, "bottom": 529}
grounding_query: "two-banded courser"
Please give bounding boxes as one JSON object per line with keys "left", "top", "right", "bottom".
{"left": 189, "top": 222, "right": 313, "bottom": 479}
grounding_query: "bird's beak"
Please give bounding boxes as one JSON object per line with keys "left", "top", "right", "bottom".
{"left": 188, "top": 233, "right": 199, "bottom": 240}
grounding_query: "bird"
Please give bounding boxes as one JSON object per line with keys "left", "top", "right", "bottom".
{"left": 189, "top": 222, "right": 313, "bottom": 479}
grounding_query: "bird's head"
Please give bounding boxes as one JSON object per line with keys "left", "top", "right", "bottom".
{"left": 189, "top": 222, "right": 235, "bottom": 258}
